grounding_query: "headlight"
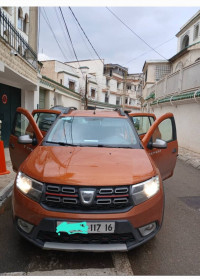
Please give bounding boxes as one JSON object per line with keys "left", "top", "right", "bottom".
{"left": 16, "top": 172, "right": 43, "bottom": 202}
{"left": 131, "top": 176, "right": 160, "bottom": 205}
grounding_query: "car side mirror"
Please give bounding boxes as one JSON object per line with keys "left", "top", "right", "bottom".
{"left": 18, "top": 135, "right": 33, "bottom": 144}
{"left": 152, "top": 139, "right": 167, "bottom": 149}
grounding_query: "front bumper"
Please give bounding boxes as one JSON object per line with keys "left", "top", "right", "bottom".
{"left": 15, "top": 218, "right": 161, "bottom": 252}
{"left": 12, "top": 181, "right": 164, "bottom": 251}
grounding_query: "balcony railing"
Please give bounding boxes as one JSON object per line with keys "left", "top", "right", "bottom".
{"left": 0, "top": 8, "right": 37, "bottom": 69}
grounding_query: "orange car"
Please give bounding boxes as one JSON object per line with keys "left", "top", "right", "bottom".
{"left": 9, "top": 107, "right": 178, "bottom": 252}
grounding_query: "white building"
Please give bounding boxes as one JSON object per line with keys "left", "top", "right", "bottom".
{"left": 141, "top": 10, "right": 200, "bottom": 153}
{"left": 42, "top": 59, "right": 142, "bottom": 111}
{"left": 0, "top": 7, "right": 39, "bottom": 147}
{"left": 142, "top": 60, "right": 171, "bottom": 100}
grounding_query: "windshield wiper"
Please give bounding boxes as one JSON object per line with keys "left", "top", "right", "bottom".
{"left": 45, "top": 141, "right": 76, "bottom": 146}
{"left": 90, "top": 144, "right": 134, "bottom": 149}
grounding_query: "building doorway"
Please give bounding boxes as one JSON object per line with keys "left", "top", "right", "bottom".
{"left": 0, "top": 83, "right": 21, "bottom": 147}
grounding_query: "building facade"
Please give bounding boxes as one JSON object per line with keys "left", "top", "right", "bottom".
{"left": 0, "top": 7, "right": 39, "bottom": 146}
{"left": 141, "top": 10, "right": 200, "bottom": 153}
{"left": 41, "top": 59, "right": 142, "bottom": 111}
{"left": 142, "top": 60, "right": 171, "bottom": 100}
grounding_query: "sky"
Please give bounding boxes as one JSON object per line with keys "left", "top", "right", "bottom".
{"left": 38, "top": 6, "right": 200, "bottom": 73}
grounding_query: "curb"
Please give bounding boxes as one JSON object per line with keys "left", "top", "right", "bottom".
{"left": 0, "top": 180, "right": 14, "bottom": 209}
{"left": 178, "top": 156, "right": 200, "bottom": 170}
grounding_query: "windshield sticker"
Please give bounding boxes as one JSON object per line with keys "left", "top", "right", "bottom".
{"left": 84, "top": 139, "right": 99, "bottom": 142}
{"left": 62, "top": 117, "right": 72, "bottom": 121}
{"left": 56, "top": 221, "right": 89, "bottom": 235}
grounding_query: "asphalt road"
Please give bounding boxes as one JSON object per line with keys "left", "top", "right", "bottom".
{"left": 0, "top": 160, "right": 199, "bottom": 275}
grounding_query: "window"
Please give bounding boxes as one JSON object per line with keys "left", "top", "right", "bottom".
{"left": 132, "top": 116, "right": 155, "bottom": 135}
{"left": 181, "top": 34, "right": 189, "bottom": 50}
{"left": 117, "top": 82, "right": 121, "bottom": 89}
{"left": 47, "top": 117, "right": 139, "bottom": 148}
{"left": 23, "top": 13, "right": 29, "bottom": 34}
{"left": 33, "top": 113, "right": 58, "bottom": 132}
{"left": 69, "top": 81, "right": 75, "bottom": 91}
{"left": 127, "top": 85, "right": 131, "bottom": 90}
{"left": 91, "top": 89, "right": 96, "bottom": 98}
{"left": 105, "top": 92, "right": 109, "bottom": 103}
{"left": 13, "top": 112, "right": 34, "bottom": 138}
{"left": 60, "top": 79, "right": 63, "bottom": 85}
{"left": 152, "top": 118, "right": 173, "bottom": 143}
{"left": 194, "top": 24, "right": 199, "bottom": 40}
{"left": 145, "top": 70, "right": 148, "bottom": 82}
{"left": 109, "top": 69, "right": 112, "bottom": 77}
{"left": 116, "top": 96, "right": 121, "bottom": 105}
{"left": 125, "top": 97, "right": 128, "bottom": 104}
{"left": 155, "top": 64, "right": 171, "bottom": 81}
{"left": 106, "top": 79, "right": 110, "bottom": 87}
{"left": 18, "top": 7, "right": 23, "bottom": 30}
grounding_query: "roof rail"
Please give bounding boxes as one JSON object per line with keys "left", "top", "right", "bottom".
{"left": 124, "top": 109, "right": 132, "bottom": 114}
{"left": 114, "top": 108, "right": 126, "bottom": 116}
{"left": 63, "top": 107, "right": 77, "bottom": 114}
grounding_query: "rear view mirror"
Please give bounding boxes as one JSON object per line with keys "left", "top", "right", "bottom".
{"left": 18, "top": 135, "right": 33, "bottom": 144}
{"left": 152, "top": 139, "right": 167, "bottom": 149}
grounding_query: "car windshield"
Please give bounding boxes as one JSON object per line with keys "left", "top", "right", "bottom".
{"left": 45, "top": 116, "right": 140, "bottom": 148}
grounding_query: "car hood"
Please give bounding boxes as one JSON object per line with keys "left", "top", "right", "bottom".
{"left": 21, "top": 146, "right": 156, "bottom": 186}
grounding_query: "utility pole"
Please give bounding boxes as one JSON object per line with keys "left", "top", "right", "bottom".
{"left": 84, "top": 75, "right": 88, "bottom": 110}
{"left": 122, "top": 71, "right": 127, "bottom": 109}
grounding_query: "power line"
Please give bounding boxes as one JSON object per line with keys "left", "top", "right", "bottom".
{"left": 126, "top": 36, "right": 176, "bottom": 65}
{"left": 68, "top": 9, "right": 104, "bottom": 87}
{"left": 54, "top": 7, "right": 75, "bottom": 61}
{"left": 41, "top": 8, "right": 71, "bottom": 62}
{"left": 69, "top": 7, "right": 104, "bottom": 64}
{"left": 69, "top": 9, "right": 98, "bottom": 62}
{"left": 59, "top": 7, "right": 84, "bottom": 77}
{"left": 106, "top": 7, "right": 168, "bottom": 61}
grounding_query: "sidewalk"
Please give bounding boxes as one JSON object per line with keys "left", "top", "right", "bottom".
{"left": 178, "top": 147, "right": 200, "bottom": 170}
{"left": 0, "top": 148, "right": 16, "bottom": 209}
{"left": 0, "top": 147, "right": 200, "bottom": 208}
{"left": 0, "top": 148, "right": 16, "bottom": 191}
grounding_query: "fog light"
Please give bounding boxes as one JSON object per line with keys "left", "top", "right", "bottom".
{"left": 17, "top": 218, "right": 34, "bottom": 233}
{"left": 138, "top": 222, "right": 156, "bottom": 237}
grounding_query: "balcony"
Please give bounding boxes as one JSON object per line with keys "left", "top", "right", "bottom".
{"left": 0, "top": 8, "right": 37, "bottom": 69}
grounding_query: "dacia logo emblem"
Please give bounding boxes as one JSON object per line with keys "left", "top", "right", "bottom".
{"left": 79, "top": 188, "right": 96, "bottom": 205}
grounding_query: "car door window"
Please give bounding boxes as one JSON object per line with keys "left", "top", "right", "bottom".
{"left": 151, "top": 118, "right": 174, "bottom": 143}
{"left": 12, "top": 112, "right": 34, "bottom": 138}
{"left": 33, "top": 113, "right": 58, "bottom": 132}
{"left": 132, "top": 116, "right": 154, "bottom": 135}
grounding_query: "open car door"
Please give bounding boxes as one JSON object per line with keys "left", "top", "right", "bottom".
{"left": 129, "top": 112, "right": 156, "bottom": 140}
{"left": 142, "top": 113, "right": 178, "bottom": 181}
{"left": 9, "top": 107, "right": 43, "bottom": 172}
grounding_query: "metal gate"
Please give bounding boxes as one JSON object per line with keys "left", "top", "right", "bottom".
{"left": 0, "top": 83, "right": 21, "bottom": 147}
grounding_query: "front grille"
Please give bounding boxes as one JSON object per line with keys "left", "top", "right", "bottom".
{"left": 41, "top": 184, "right": 133, "bottom": 213}
{"left": 37, "top": 231, "right": 135, "bottom": 245}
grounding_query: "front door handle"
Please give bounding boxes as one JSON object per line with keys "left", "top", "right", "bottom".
{"left": 9, "top": 143, "right": 15, "bottom": 149}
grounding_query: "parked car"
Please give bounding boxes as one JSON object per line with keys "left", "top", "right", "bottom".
{"left": 9, "top": 107, "right": 178, "bottom": 252}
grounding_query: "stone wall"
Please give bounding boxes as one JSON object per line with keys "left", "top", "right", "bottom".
{"left": 0, "top": 39, "right": 38, "bottom": 85}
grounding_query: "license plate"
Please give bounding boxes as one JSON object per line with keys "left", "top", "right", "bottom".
{"left": 56, "top": 221, "right": 115, "bottom": 234}
{"left": 87, "top": 222, "right": 115, "bottom": 233}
